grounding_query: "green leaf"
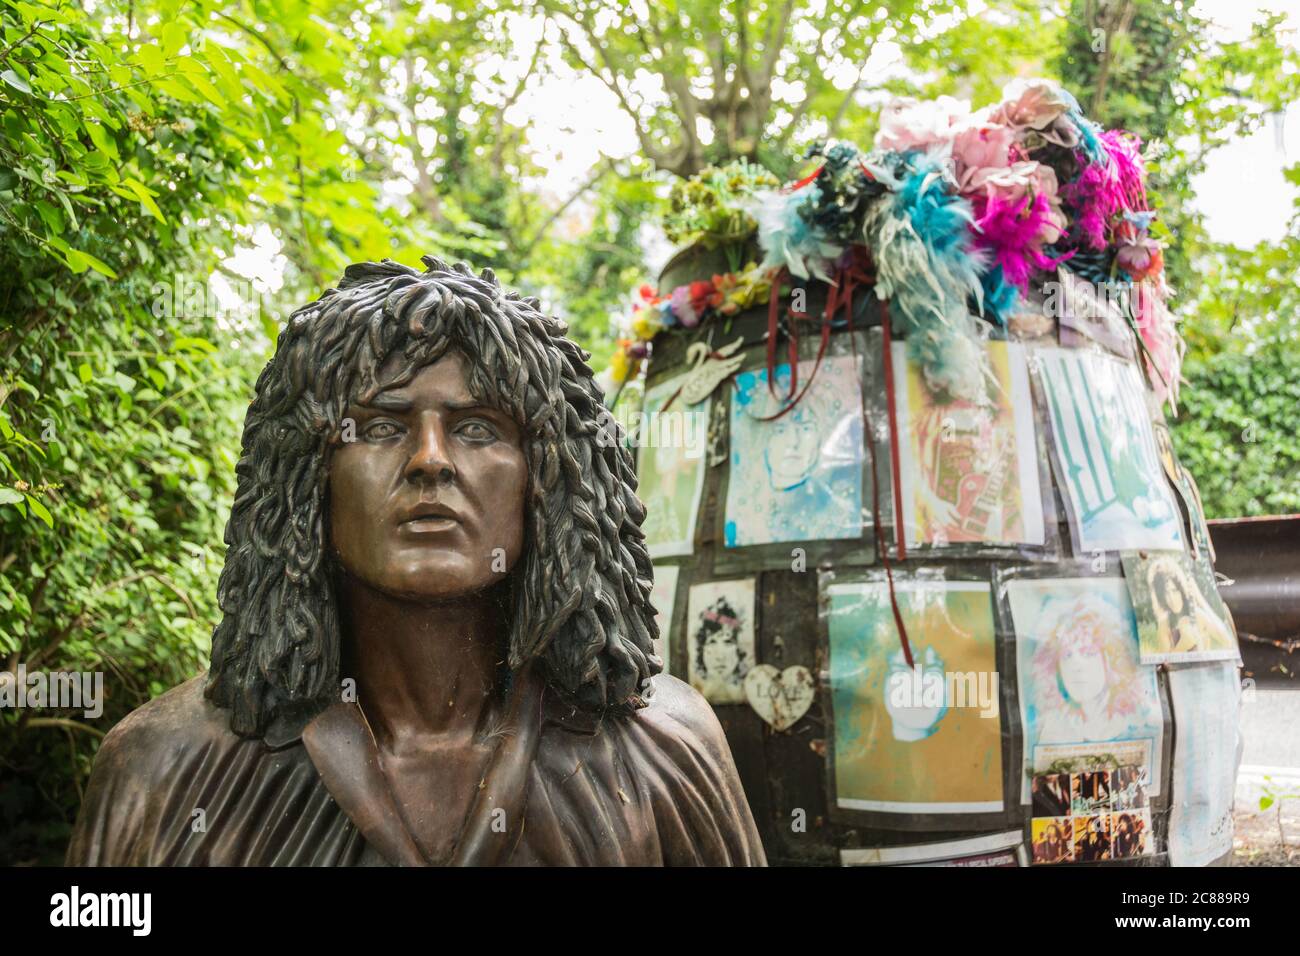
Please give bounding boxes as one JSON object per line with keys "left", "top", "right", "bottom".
{"left": 173, "top": 336, "right": 217, "bottom": 353}
{"left": 182, "top": 70, "right": 225, "bottom": 108}
{"left": 122, "top": 177, "right": 166, "bottom": 223}
{"left": 85, "top": 121, "right": 119, "bottom": 161}
{"left": 133, "top": 43, "right": 167, "bottom": 76}
{"left": 1, "top": 70, "right": 32, "bottom": 95}
{"left": 78, "top": 363, "right": 93, "bottom": 384}
{"left": 161, "top": 21, "right": 188, "bottom": 58}
{"left": 24, "top": 495, "right": 53, "bottom": 528}
{"left": 0, "top": 488, "right": 23, "bottom": 506}
{"left": 63, "top": 247, "right": 119, "bottom": 279}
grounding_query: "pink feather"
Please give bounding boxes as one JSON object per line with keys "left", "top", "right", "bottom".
{"left": 1062, "top": 130, "right": 1149, "bottom": 249}
{"left": 970, "top": 190, "right": 1063, "bottom": 290}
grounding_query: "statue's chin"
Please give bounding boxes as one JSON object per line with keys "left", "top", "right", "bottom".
{"left": 339, "top": 557, "right": 510, "bottom": 607}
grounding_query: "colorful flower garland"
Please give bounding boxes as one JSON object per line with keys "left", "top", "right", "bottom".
{"left": 612, "top": 78, "right": 1183, "bottom": 407}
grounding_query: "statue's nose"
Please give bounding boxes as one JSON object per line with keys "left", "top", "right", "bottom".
{"left": 404, "top": 415, "right": 456, "bottom": 485}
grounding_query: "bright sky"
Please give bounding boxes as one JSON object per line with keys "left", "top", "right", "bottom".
{"left": 1191, "top": 0, "right": 1300, "bottom": 245}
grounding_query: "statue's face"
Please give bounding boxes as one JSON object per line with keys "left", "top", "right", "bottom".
{"left": 328, "top": 351, "right": 528, "bottom": 602}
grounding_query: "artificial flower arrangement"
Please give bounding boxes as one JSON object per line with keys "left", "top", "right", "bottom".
{"left": 612, "top": 78, "right": 1184, "bottom": 409}
{"left": 662, "top": 159, "right": 782, "bottom": 257}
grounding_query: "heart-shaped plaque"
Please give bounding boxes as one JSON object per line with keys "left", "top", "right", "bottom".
{"left": 743, "top": 664, "right": 816, "bottom": 732}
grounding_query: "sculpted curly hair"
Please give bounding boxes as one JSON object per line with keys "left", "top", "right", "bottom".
{"left": 205, "top": 256, "right": 662, "bottom": 737}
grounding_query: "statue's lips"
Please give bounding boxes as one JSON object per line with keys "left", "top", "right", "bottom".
{"left": 401, "top": 516, "right": 460, "bottom": 534}
{"left": 399, "top": 502, "right": 463, "bottom": 534}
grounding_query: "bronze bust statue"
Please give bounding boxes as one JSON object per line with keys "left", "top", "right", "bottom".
{"left": 67, "top": 257, "right": 764, "bottom": 866}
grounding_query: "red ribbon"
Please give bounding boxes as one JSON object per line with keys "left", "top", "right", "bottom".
{"left": 787, "top": 163, "right": 825, "bottom": 193}
{"left": 758, "top": 248, "right": 875, "bottom": 422}
{"left": 881, "top": 311, "right": 907, "bottom": 564}
{"left": 846, "top": 290, "right": 914, "bottom": 669}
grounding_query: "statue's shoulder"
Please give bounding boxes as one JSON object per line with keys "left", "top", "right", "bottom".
{"left": 635, "top": 673, "right": 730, "bottom": 748}
{"left": 641, "top": 673, "right": 717, "bottom": 721}
{"left": 541, "top": 673, "right": 727, "bottom": 753}
{"left": 95, "top": 674, "right": 241, "bottom": 774}
{"left": 69, "top": 675, "right": 275, "bottom": 865}
{"left": 622, "top": 674, "right": 767, "bottom": 864}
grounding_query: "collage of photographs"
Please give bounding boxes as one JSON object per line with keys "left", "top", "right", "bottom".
{"left": 1030, "top": 767, "right": 1154, "bottom": 863}
{"left": 639, "top": 284, "right": 1243, "bottom": 867}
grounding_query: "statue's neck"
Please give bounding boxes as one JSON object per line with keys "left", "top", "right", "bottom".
{"left": 336, "top": 572, "right": 507, "bottom": 747}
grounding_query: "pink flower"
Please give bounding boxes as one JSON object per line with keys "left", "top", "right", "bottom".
{"left": 966, "top": 161, "right": 1061, "bottom": 234}
{"left": 989, "top": 78, "right": 1072, "bottom": 131}
{"left": 967, "top": 160, "right": 1068, "bottom": 288}
{"left": 670, "top": 285, "right": 700, "bottom": 328}
{"left": 952, "top": 121, "right": 1014, "bottom": 187}
{"left": 875, "top": 95, "right": 972, "bottom": 153}
{"left": 1030, "top": 164, "right": 1067, "bottom": 245}
{"left": 1116, "top": 236, "right": 1164, "bottom": 281}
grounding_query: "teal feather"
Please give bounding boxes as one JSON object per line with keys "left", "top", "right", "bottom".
{"left": 863, "top": 151, "right": 992, "bottom": 398}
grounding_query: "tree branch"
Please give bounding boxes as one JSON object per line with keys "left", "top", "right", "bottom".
{"left": 22, "top": 718, "right": 106, "bottom": 739}
{"left": 758, "top": 0, "right": 798, "bottom": 88}
{"left": 554, "top": 26, "right": 672, "bottom": 170}
{"left": 517, "top": 158, "right": 615, "bottom": 259}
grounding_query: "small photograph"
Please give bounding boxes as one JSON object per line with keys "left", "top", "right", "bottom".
{"left": 1110, "top": 809, "right": 1154, "bottom": 859}
{"left": 725, "top": 354, "right": 864, "bottom": 548}
{"left": 1073, "top": 814, "right": 1112, "bottom": 862}
{"left": 1007, "top": 576, "right": 1164, "bottom": 803}
{"left": 1031, "top": 817, "right": 1074, "bottom": 864}
{"left": 685, "top": 579, "right": 757, "bottom": 705}
{"left": 892, "top": 339, "right": 1045, "bottom": 549}
{"left": 1036, "top": 348, "right": 1184, "bottom": 553}
{"left": 1070, "top": 770, "right": 1112, "bottom": 816}
{"left": 1111, "top": 766, "right": 1149, "bottom": 811}
{"left": 636, "top": 374, "right": 710, "bottom": 559}
{"left": 1031, "top": 772, "right": 1073, "bottom": 819}
{"left": 1123, "top": 551, "right": 1239, "bottom": 665}
{"left": 1168, "top": 663, "right": 1241, "bottom": 866}
{"left": 826, "top": 579, "right": 1003, "bottom": 815}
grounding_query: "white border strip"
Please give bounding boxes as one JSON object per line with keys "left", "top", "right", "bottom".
{"left": 840, "top": 829, "right": 1025, "bottom": 866}
{"left": 836, "top": 797, "right": 1004, "bottom": 814}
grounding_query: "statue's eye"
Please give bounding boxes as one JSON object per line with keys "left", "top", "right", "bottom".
{"left": 364, "top": 420, "right": 401, "bottom": 440}
{"left": 458, "top": 420, "right": 496, "bottom": 442}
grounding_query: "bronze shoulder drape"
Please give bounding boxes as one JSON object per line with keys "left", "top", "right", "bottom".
{"left": 66, "top": 673, "right": 766, "bottom": 867}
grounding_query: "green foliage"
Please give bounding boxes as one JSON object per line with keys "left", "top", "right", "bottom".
{"left": 0, "top": 0, "right": 263, "bottom": 864}
{"left": 523, "top": 169, "right": 662, "bottom": 368}
{"left": 1055, "top": 0, "right": 1300, "bottom": 518}
{"left": 1170, "top": 341, "right": 1300, "bottom": 518}
{"left": 539, "top": 0, "right": 974, "bottom": 178}
{"left": 1056, "top": 0, "right": 1196, "bottom": 142}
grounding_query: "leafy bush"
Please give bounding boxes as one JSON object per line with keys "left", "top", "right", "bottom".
{"left": 0, "top": 0, "right": 266, "bottom": 864}
{"left": 1171, "top": 343, "right": 1300, "bottom": 519}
